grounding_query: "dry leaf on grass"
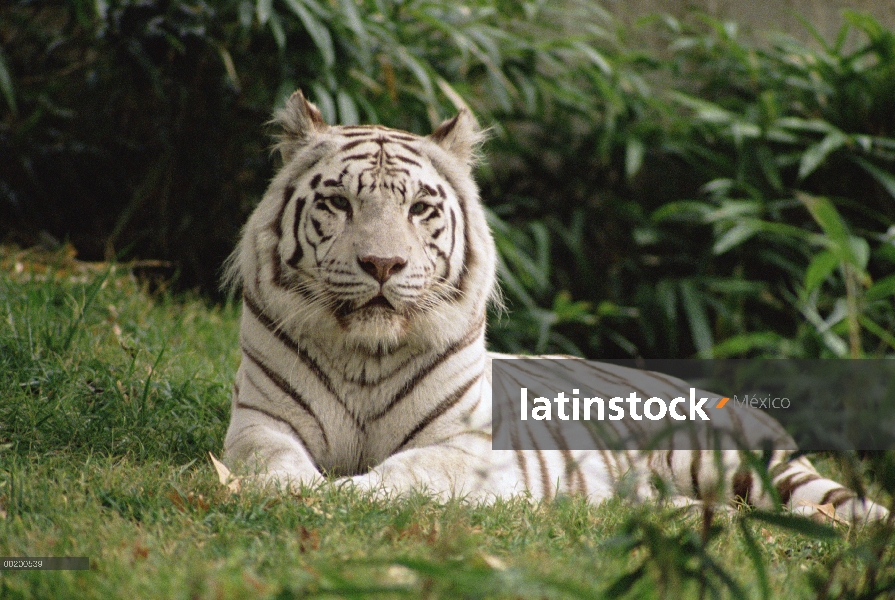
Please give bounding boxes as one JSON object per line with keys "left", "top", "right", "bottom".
{"left": 299, "top": 526, "right": 320, "bottom": 553}
{"left": 132, "top": 542, "right": 149, "bottom": 561}
{"left": 799, "top": 501, "right": 850, "bottom": 526}
{"left": 384, "top": 564, "right": 418, "bottom": 586}
{"left": 479, "top": 553, "right": 508, "bottom": 571}
{"left": 209, "top": 452, "right": 241, "bottom": 494}
{"left": 167, "top": 490, "right": 186, "bottom": 512}
{"left": 388, "top": 521, "right": 440, "bottom": 545}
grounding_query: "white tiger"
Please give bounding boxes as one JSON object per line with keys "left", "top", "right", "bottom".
{"left": 222, "top": 90, "right": 888, "bottom": 522}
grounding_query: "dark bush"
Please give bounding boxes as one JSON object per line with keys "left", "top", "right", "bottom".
{"left": 2, "top": 1, "right": 894, "bottom": 359}
{"left": 482, "top": 11, "right": 895, "bottom": 359}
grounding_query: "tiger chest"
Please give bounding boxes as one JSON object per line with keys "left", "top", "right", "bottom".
{"left": 312, "top": 410, "right": 409, "bottom": 477}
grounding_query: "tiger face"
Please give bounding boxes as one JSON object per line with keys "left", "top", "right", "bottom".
{"left": 279, "top": 132, "right": 467, "bottom": 343}
{"left": 234, "top": 91, "right": 496, "bottom": 355}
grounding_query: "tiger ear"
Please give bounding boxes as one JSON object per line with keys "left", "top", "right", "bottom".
{"left": 428, "top": 109, "right": 485, "bottom": 167}
{"left": 271, "top": 89, "right": 329, "bottom": 162}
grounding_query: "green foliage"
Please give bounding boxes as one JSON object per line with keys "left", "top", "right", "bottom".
{"left": 483, "top": 10, "right": 895, "bottom": 359}
{"left": 0, "top": 254, "right": 235, "bottom": 460}
{"left": 2, "top": 2, "right": 894, "bottom": 359}
{"left": 0, "top": 0, "right": 616, "bottom": 292}
{"left": 640, "top": 12, "right": 895, "bottom": 359}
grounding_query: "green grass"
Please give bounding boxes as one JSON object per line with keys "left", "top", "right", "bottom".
{"left": 1, "top": 249, "right": 893, "bottom": 599}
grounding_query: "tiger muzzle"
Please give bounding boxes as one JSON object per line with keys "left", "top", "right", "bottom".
{"left": 357, "top": 255, "right": 407, "bottom": 284}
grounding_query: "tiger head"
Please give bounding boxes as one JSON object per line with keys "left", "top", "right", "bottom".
{"left": 230, "top": 91, "right": 497, "bottom": 355}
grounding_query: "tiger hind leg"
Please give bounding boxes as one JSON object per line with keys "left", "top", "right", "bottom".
{"left": 663, "top": 451, "right": 889, "bottom": 523}
{"left": 771, "top": 456, "right": 890, "bottom": 523}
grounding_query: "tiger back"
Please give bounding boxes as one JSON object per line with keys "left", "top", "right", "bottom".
{"left": 223, "top": 90, "right": 888, "bottom": 523}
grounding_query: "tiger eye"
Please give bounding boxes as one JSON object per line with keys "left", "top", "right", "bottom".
{"left": 329, "top": 196, "right": 350, "bottom": 211}
{"left": 409, "top": 201, "right": 429, "bottom": 216}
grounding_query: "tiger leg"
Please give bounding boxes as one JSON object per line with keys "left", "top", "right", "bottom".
{"left": 339, "top": 439, "right": 616, "bottom": 503}
{"left": 770, "top": 456, "right": 890, "bottom": 523}
{"left": 664, "top": 450, "right": 889, "bottom": 523}
{"left": 341, "top": 434, "right": 500, "bottom": 502}
{"left": 223, "top": 407, "right": 324, "bottom": 491}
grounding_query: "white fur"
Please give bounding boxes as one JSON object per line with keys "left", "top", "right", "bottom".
{"left": 222, "top": 91, "right": 888, "bottom": 523}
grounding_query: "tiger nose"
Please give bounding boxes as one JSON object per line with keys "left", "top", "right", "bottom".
{"left": 358, "top": 255, "right": 407, "bottom": 283}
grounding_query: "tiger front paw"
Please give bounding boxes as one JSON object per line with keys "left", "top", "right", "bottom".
{"left": 336, "top": 471, "right": 392, "bottom": 500}
{"left": 245, "top": 470, "right": 326, "bottom": 495}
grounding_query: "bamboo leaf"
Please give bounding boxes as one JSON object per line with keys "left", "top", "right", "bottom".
{"left": 847, "top": 236, "right": 869, "bottom": 272}
{"left": 336, "top": 90, "right": 359, "bottom": 125}
{"left": 268, "top": 11, "right": 286, "bottom": 51}
{"left": 709, "top": 332, "right": 784, "bottom": 358}
{"left": 796, "top": 192, "right": 851, "bottom": 251}
{"left": 395, "top": 47, "right": 435, "bottom": 101}
{"left": 256, "top": 0, "right": 273, "bottom": 25}
{"left": 713, "top": 221, "right": 759, "bottom": 255}
{"left": 668, "top": 91, "right": 734, "bottom": 124}
{"left": 795, "top": 14, "right": 829, "bottom": 50}
{"left": 571, "top": 40, "right": 613, "bottom": 76}
{"left": 237, "top": 1, "right": 253, "bottom": 28}
{"left": 283, "top": 0, "right": 335, "bottom": 67}
{"left": 866, "top": 274, "right": 895, "bottom": 302}
{"left": 852, "top": 156, "right": 895, "bottom": 200}
{"left": 0, "top": 50, "right": 17, "bottom": 117}
{"left": 656, "top": 280, "right": 678, "bottom": 324}
{"left": 858, "top": 315, "right": 895, "bottom": 351}
{"left": 625, "top": 137, "right": 645, "bottom": 180}
{"left": 651, "top": 201, "right": 713, "bottom": 223}
{"left": 752, "top": 220, "right": 823, "bottom": 244}
{"left": 774, "top": 117, "right": 838, "bottom": 134}
{"left": 798, "top": 130, "right": 848, "bottom": 179}
{"left": 803, "top": 250, "right": 838, "bottom": 295}
{"left": 756, "top": 145, "right": 783, "bottom": 191}
{"left": 679, "top": 280, "right": 713, "bottom": 356}
{"left": 310, "top": 84, "right": 336, "bottom": 123}
{"left": 216, "top": 45, "right": 240, "bottom": 92}
{"left": 530, "top": 222, "right": 552, "bottom": 287}
{"left": 842, "top": 9, "right": 886, "bottom": 40}
{"left": 338, "top": 0, "right": 366, "bottom": 41}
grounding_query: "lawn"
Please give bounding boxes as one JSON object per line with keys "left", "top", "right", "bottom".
{"left": 1, "top": 246, "right": 893, "bottom": 599}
